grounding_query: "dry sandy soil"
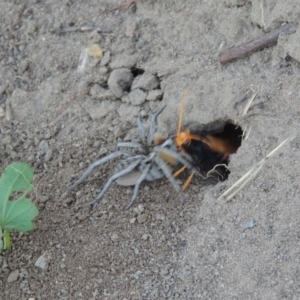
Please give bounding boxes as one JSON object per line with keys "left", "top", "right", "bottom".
{"left": 1, "top": 0, "right": 300, "bottom": 299}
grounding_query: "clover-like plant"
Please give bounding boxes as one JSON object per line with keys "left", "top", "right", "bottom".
{"left": 0, "top": 163, "right": 39, "bottom": 253}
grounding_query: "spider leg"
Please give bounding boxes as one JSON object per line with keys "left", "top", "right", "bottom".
{"left": 137, "top": 113, "right": 146, "bottom": 141}
{"left": 116, "top": 142, "right": 146, "bottom": 153}
{"left": 124, "top": 163, "right": 151, "bottom": 210}
{"left": 68, "top": 150, "right": 131, "bottom": 191}
{"left": 154, "top": 147, "right": 204, "bottom": 178}
{"left": 154, "top": 155, "right": 186, "bottom": 203}
{"left": 90, "top": 157, "right": 144, "bottom": 207}
{"left": 147, "top": 105, "right": 166, "bottom": 145}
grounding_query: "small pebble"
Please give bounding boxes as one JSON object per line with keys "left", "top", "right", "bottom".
{"left": 108, "top": 68, "right": 133, "bottom": 98}
{"left": 155, "top": 214, "right": 165, "bottom": 221}
{"left": 88, "top": 44, "right": 103, "bottom": 58}
{"left": 44, "top": 149, "right": 53, "bottom": 161}
{"left": 127, "top": 89, "right": 147, "bottom": 106}
{"left": 100, "top": 51, "right": 111, "bottom": 67}
{"left": 137, "top": 204, "right": 144, "bottom": 213}
{"left": 110, "top": 55, "right": 137, "bottom": 69}
{"left": 137, "top": 214, "right": 147, "bottom": 223}
{"left": 146, "top": 89, "right": 163, "bottom": 101}
{"left": 131, "top": 72, "right": 159, "bottom": 91}
{"left": 0, "top": 107, "right": 5, "bottom": 117}
{"left": 111, "top": 233, "right": 119, "bottom": 242}
{"left": 243, "top": 220, "right": 256, "bottom": 230}
{"left": 130, "top": 217, "right": 136, "bottom": 224}
{"left": 34, "top": 253, "right": 48, "bottom": 271}
{"left": 7, "top": 270, "right": 19, "bottom": 283}
{"left": 142, "top": 234, "right": 148, "bottom": 240}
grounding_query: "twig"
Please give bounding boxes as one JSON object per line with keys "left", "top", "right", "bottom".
{"left": 107, "top": 0, "right": 141, "bottom": 12}
{"left": 50, "top": 26, "right": 113, "bottom": 35}
{"left": 242, "top": 92, "right": 257, "bottom": 116}
{"left": 219, "top": 23, "right": 296, "bottom": 64}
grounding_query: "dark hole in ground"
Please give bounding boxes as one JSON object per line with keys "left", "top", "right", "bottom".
{"left": 184, "top": 120, "right": 243, "bottom": 181}
{"left": 131, "top": 67, "right": 145, "bottom": 78}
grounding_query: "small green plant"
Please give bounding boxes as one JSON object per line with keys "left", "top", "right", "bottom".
{"left": 0, "top": 163, "right": 39, "bottom": 253}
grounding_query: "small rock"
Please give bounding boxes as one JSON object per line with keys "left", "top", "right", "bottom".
{"left": 243, "top": 220, "right": 256, "bottom": 230}
{"left": 137, "top": 214, "right": 147, "bottom": 223}
{"left": 114, "top": 127, "right": 123, "bottom": 138}
{"left": 7, "top": 270, "right": 19, "bottom": 283}
{"left": 100, "top": 51, "right": 111, "bottom": 67}
{"left": 127, "top": 89, "right": 147, "bottom": 106}
{"left": 2, "top": 259, "right": 8, "bottom": 270}
{"left": 34, "top": 253, "right": 48, "bottom": 271}
{"left": 137, "top": 204, "right": 144, "bottom": 213}
{"left": 88, "top": 44, "right": 103, "bottom": 58}
{"left": 130, "top": 217, "right": 136, "bottom": 224}
{"left": 90, "top": 85, "right": 115, "bottom": 101}
{"left": 142, "top": 234, "right": 148, "bottom": 240}
{"left": 39, "top": 195, "right": 50, "bottom": 203}
{"left": 108, "top": 68, "right": 133, "bottom": 98}
{"left": 146, "top": 89, "right": 163, "bottom": 101}
{"left": 133, "top": 270, "right": 142, "bottom": 280}
{"left": 131, "top": 72, "right": 159, "bottom": 91}
{"left": 0, "top": 107, "right": 5, "bottom": 117}
{"left": 44, "top": 149, "right": 52, "bottom": 161}
{"left": 39, "top": 140, "right": 49, "bottom": 151}
{"left": 125, "top": 19, "right": 137, "bottom": 37}
{"left": 110, "top": 55, "right": 137, "bottom": 69}
{"left": 111, "top": 233, "right": 119, "bottom": 242}
{"left": 155, "top": 214, "right": 165, "bottom": 221}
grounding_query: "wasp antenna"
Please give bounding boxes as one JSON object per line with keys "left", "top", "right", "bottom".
{"left": 177, "top": 88, "right": 190, "bottom": 135}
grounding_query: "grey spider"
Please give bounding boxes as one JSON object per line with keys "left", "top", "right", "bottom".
{"left": 68, "top": 105, "right": 200, "bottom": 210}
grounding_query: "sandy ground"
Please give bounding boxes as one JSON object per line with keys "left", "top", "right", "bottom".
{"left": 1, "top": 0, "right": 300, "bottom": 299}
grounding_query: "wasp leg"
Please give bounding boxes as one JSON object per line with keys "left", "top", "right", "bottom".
{"left": 154, "top": 155, "right": 186, "bottom": 203}
{"left": 137, "top": 113, "right": 146, "bottom": 141}
{"left": 68, "top": 150, "right": 132, "bottom": 191}
{"left": 124, "top": 163, "right": 152, "bottom": 210}
{"left": 147, "top": 105, "right": 166, "bottom": 145}
{"left": 90, "top": 157, "right": 144, "bottom": 207}
{"left": 154, "top": 146, "right": 204, "bottom": 178}
{"left": 173, "top": 166, "right": 195, "bottom": 192}
{"left": 173, "top": 165, "right": 186, "bottom": 178}
{"left": 182, "top": 172, "right": 195, "bottom": 191}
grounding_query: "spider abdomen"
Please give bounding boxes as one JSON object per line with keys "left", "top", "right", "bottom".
{"left": 114, "top": 156, "right": 168, "bottom": 186}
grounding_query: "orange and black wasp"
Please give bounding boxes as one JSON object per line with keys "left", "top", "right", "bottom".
{"left": 173, "top": 89, "right": 243, "bottom": 190}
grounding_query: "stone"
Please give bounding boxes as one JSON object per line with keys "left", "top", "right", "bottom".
{"left": 100, "top": 51, "right": 111, "bottom": 66}
{"left": 146, "top": 89, "right": 163, "bottom": 101}
{"left": 111, "top": 233, "right": 119, "bottom": 242}
{"left": 7, "top": 270, "right": 19, "bottom": 283}
{"left": 108, "top": 68, "right": 133, "bottom": 98}
{"left": 110, "top": 55, "right": 137, "bottom": 69}
{"left": 131, "top": 72, "right": 159, "bottom": 91}
{"left": 127, "top": 89, "right": 147, "bottom": 106}
{"left": 88, "top": 44, "right": 103, "bottom": 58}
{"left": 34, "top": 253, "right": 48, "bottom": 270}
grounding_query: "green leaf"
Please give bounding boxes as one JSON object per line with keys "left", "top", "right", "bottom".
{"left": 0, "top": 163, "right": 38, "bottom": 233}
